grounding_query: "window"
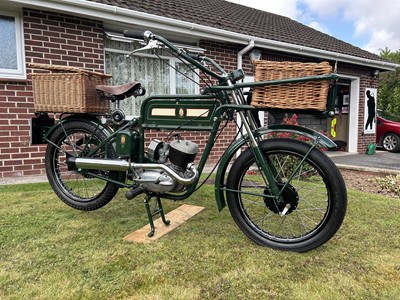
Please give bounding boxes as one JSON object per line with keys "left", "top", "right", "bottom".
{"left": 105, "top": 36, "right": 200, "bottom": 115}
{"left": 0, "top": 11, "right": 25, "bottom": 80}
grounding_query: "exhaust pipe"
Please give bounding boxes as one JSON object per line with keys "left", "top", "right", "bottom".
{"left": 66, "top": 157, "right": 198, "bottom": 185}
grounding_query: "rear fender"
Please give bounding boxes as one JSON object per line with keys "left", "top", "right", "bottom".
{"left": 44, "top": 114, "right": 112, "bottom": 141}
{"left": 214, "top": 125, "right": 337, "bottom": 211}
{"left": 45, "top": 114, "right": 126, "bottom": 184}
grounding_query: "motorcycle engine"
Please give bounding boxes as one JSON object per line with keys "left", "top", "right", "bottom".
{"left": 137, "top": 138, "right": 199, "bottom": 193}
{"left": 169, "top": 139, "right": 199, "bottom": 171}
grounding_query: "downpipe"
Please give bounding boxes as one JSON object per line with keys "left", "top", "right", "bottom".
{"left": 66, "top": 157, "right": 198, "bottom": 185}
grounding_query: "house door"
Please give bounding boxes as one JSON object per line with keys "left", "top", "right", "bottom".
{"left": 328, "top": 82, "right": 351, "bottom": 150}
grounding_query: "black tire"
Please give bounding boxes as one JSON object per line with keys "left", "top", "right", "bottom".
{"left": 382, "top": 133, "right": 400, "bottom": 152}
{"left": 226, "top": 139, "right": 347, "bottom": 252}
{"left": 45, "top": 121, "right": 121, "bottom": 210}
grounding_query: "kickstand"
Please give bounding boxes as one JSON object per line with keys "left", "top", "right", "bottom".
{"left": 144, "top": 195, "right": 171, "bottom": 237}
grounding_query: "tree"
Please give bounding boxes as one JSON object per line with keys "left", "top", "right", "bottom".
{"left": 378, "top": 48, "right": 400, "bottom": 115}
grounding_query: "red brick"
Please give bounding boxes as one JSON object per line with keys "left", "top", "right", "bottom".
{"left": 0, "top": 125, "right": 18, "bottom": 131}
{"left": 30, "top": 58, "right": 51, "bottom": 65}
{"left": 31, "top": 151, "right": 46, "bottom": 158}
{"left": 62, "top": 55, "right": 78, "bottom": 62}
{"left": 0, "top": 90, "right": 16, "bottom": 96}
{"left": 10, "top": 119, "right": 27, "bottom": 125}
{"left": 15, "top": 114, "right": 35, "bottom": 120}
{"left": 44, "top": 53, "right": 62, "bottom": 60}
{"left": 21, "top": 147, "right": 36, "bottom": 153}
{"left": 23, "top": 169, "right": 43, "bottom": 176}
{"left": 24, "top": 28, "right": 43, "bottom": 36}
{"left": 4, "top": 136, "right": 20, "bottom": 143}
{"left": 18, "top": 126, "right": 31, "bottom": 131}
{"left": 15, "top": 91, "right": 32, "bottom": 98}
{"left": 50, "top": 49, "right": 67, "bottom": 55}
{"left": 33, "top": 164, "right": 46, "bottom": 170}
{"left": 31, "top": 34, "right": 50, "bottom": 42}
{"left": 11, "top": 153, "right": 30, "bottom": 159}
{"left": 14, "top": 165, "right": 34, "bottom": 171}
{"left": 24, "top": 158, "right": 42, "bottom": 165}
{"left": 0, "top": 154, "right": 11, "bottom": 161}
{"left": 43, "top": 19, "right": 63, "bottom": 27}
{"left": 67, "top": 40, "right": 83, "bottom": 47}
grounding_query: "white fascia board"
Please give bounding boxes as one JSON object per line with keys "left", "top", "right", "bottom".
{"left": 7, "top": 0, "right": 399, "bottom": 71}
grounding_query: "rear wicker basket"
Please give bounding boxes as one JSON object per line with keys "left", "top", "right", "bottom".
{"left": 29, "top": 63, "right": 111, "bottom": 113}
{"left": 252, "top": 61, "right": 332, "bottom": 111}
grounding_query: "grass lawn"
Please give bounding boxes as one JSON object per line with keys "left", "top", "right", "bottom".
{"left": 1, "top": 181, "right": 399, "bottom": 300}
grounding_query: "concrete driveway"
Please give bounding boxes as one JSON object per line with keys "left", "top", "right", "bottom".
{"left": 328, "top": 150, "right": 400, "bottom": 173}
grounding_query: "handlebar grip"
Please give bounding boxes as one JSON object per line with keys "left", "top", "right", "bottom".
{"left": 187, "top": 52, "right": 204, "bottom": 61}
{"left": 123, "top": 30, "right": 145, "bottom": 40}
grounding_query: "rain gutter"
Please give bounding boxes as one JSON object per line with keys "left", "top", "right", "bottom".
{"left": 7, "top": 0, "right": 399, "bottom": 71}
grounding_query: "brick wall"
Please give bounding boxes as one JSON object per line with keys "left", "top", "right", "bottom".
{"left": 0, "top": 9, "right": 105, "bottom": 178}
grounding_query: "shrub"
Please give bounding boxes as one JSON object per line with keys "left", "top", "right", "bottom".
{"left": 271, "top": 114, "right": 311, "bottom": 142}
{"left": 267, "top": 114, "right": 321, "bottom": 180}
{"left": 269, "top": 113, "right": 328, "bottom": 147}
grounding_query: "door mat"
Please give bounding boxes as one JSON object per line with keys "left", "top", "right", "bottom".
{"left": 123, "top": 204, "right": 205, "bottom": 243}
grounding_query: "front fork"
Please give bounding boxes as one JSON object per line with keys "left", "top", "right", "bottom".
{"left": 237, "top": 110, "right": 282, "bottom": 200}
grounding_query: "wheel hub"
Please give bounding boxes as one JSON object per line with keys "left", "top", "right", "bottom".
{"left": 264, "top": 182, "right": 299, "bottom": 214}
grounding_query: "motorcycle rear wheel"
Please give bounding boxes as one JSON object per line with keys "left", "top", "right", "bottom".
{"left": 226, "top": 139, "right": 347, "bottom": 252}
{"left": 45, "top": 121, "right": 121, "bottom": 210}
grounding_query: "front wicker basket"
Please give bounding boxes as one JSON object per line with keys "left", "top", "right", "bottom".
{"left": 29, "top": 63, "right": 112, "bottom": 113}
{"left": 251, "top": 61, "right": 332, "bottom": 111}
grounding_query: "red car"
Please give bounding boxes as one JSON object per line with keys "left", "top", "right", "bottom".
{"left": 376, "top": 115, "right": 400, "bottom": 152}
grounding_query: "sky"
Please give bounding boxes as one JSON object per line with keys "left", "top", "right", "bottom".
{"left": 226, "top": 0, "right": 400, "bottom": 55}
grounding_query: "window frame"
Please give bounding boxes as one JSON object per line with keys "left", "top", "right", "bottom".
{"left": 0, "top": 10, "right": 26, "bottom": 81}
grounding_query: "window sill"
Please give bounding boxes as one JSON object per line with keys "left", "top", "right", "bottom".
{"left": 0, "top": 76, "right": 28, "bottom": 83}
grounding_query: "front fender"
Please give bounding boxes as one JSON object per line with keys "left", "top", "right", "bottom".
{"left": 44, "top": 114, "right": 113, "bottom": 140}
{"left": 214, "top": 125, "right": 337, "bottom": 211}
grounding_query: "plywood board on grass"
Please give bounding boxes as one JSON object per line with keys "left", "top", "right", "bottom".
{"left": 123, "top": 204, "right": 204, "bottom": 243}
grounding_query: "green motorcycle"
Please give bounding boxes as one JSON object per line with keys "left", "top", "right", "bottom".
{"left": 41, "top": 30, "right": 347, "bottom": 252}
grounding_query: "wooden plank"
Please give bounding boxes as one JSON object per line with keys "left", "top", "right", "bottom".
{"left": 123, "top": 204, "right": 205, "bottom": 243}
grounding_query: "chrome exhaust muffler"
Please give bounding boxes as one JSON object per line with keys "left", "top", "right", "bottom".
{"left": 67, "top": 157, "right": 130, "bottom": 171}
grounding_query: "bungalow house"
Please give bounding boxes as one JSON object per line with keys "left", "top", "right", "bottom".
{"left": 1, "top": 0, "right": 397, "bottom": 179}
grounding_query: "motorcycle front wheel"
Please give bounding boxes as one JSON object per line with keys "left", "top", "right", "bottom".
{"left": 45, "top": 120, "right": 122, "bottom": 211}
{"left": 226, "top": 138, "right": 347, "bottom": 252}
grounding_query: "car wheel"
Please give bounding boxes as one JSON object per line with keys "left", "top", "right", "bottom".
{"left": 382, "top": 133, "right": 400, "bottom": 152}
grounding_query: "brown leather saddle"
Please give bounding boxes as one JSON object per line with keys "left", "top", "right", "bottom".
{"left": 96, "top": 82, "right": 145, "bottom": 101}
